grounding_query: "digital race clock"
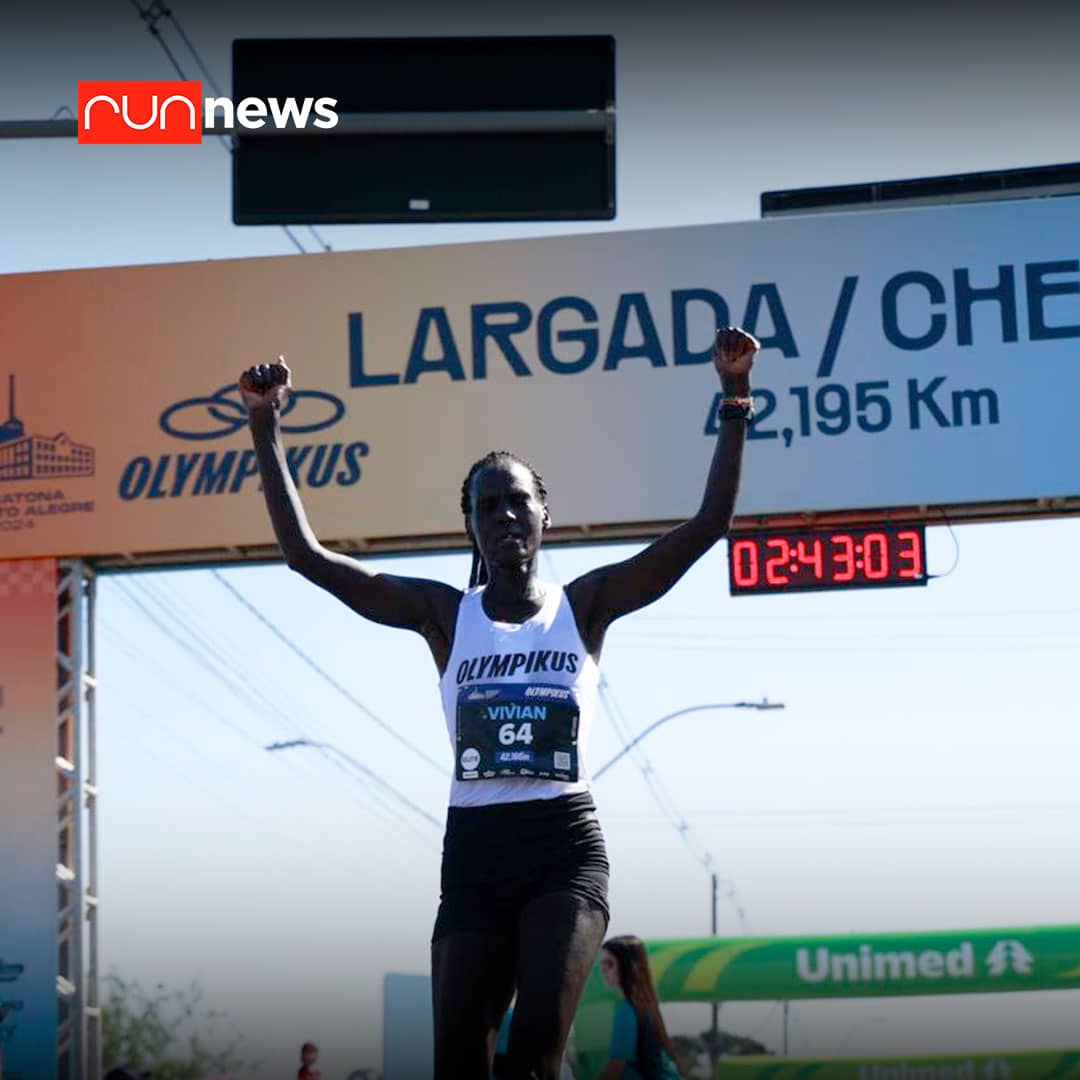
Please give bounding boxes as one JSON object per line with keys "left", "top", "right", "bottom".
{"left": 727, "top": 524, "right": 928, "bottom": 596}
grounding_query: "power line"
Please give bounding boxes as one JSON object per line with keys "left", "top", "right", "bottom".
{"left": 113, "top": 579, "right": 307, "bottom": 742}
{"left": 598, "top": 679, "right": 749, "bottom": 930}
{"left": 129, "top": 0, "right": 190, "bottom": 84}
{"left": 605, "top": 810, "right": 1080, "bottom": 830}
{"left": 632, "top": 607, "right": 1080, "bottom": 622}
{"left": 102, "top": 608, "right": 294, "bottom": 749}
{"left": 153, "top": 2, "right": 226, "bottom": 98}
{"left": 615, "top": 629, "right": 1080, "bottom": 642}
{"left": 745, "top": 1002, "right": 783, "bottom": 1042}
{"left": 306, "top": 225, "right": 332, "bottom": 251}
{"left": 127, "top": 1, "right": 331, "bottom": 256}
{"left": 280, "top": 225, "right": 309, "bottom": 255}
{"left": 138, "top": 575, "right": 377, "bottom": 765}
{"left": 610, "top": 801, "right": 1080, "bottom": 819}
{"left": 928, "top": 506, "right": 961, "bottom": 580}
{"left": 143, "top": 574, "right": 424, "bottom": 826}
{"left": 211, "top": 569, "right": 446, "bottom": 774}
{"left": 149, "top": 1, "right": 333, "bottom": 256}
{"left": 104, "top": 684, "right": 376, "bottom": 870}
{"left": 151, "top": 573, "right": 315, "bottom": 713}
{"left": 107, "top": 580, "right": 440, "bottom": 836}
{"left": 608, "top": 641, "right": 1078, "bottom": 655}
{"left": 542, "top": 550, "right": 749, "bottom": 930}
{"left": 101, "top": 619, "right": 408, "bottom": 829}
{"left": 267, "top": 739, "right": 442, "bottom": 833}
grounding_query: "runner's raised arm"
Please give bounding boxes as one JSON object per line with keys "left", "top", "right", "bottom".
{"left": 567, "top": 326, "right": 758, "bottom": 656}
{"left": 240, "top": 359, "right": 459, "bottom": 665}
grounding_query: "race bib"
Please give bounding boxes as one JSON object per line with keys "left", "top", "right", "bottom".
{"left": 456, "top": 683, "right": 579, "bottom": 782}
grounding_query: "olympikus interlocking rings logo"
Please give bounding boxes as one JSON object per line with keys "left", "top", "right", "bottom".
{"left": 160, "top": 384, "right": 345, "bottom": 441}
{"left": 113, "top": 383, "right": 366, "bottom": 503}
{"left": 77, "top": 81, "right": 339, "bottom": 144}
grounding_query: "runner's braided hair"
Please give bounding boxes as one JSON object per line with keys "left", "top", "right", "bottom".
{"left": 460, "top": 451, "right": 548, "bottom": 588}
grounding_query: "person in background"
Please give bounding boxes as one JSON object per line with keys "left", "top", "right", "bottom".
{"left": 599, "top": 936, "right": 682, "bottom": 1079}
{"left": 298, "top": 1041, "right": 322, "bottom": 1080}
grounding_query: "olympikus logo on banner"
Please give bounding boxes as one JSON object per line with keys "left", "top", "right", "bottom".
{"left": 77, "top": 81, "right": 339, "bottom": 144}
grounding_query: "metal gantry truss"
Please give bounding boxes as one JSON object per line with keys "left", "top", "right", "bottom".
{"left": 55, "top": 561, "right": 99, "bottom": 1080}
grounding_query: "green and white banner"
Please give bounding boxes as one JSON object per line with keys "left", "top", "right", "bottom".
{"left": 715, "top": 1049, "right": 1080, "bottom": 1080}
{"left": 573, "top": 927, "right": 1080, "bottom": 1080}
{"left": 600, "top": 927, "right": 1080, "bottom": 1004}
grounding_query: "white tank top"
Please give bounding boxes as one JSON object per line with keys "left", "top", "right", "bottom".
{"left": 439, "top": 582, "right": 599, "bottom": 808}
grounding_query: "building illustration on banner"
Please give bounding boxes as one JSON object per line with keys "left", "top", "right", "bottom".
{"left": 0, "top": 376, "right": 95, "bottom": 482}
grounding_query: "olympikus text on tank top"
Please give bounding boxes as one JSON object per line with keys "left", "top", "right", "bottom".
{"left": 455, "top": 648, "right": 580, "bottom": 684}
{"left": 439, "top": 583, "right": 599, "bottom": 807}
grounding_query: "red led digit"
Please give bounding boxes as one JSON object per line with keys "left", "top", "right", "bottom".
{"left": 796, "top": 537, "right": 825, "bottom": 578}
{"left": 764, "top": 538, "right": 791, "bottom": 585}
{"left": 731, "top": 539, "right": 761, "bottom": 588}
{"left": 730, "top": 525, "right": 927, "bottom": 596}
{"left": 896, "top": 529, "right": 924, "bottom": 579}
{"left": 863, "top": 532, "right": 889, "bottom": 579}
{"left": 831, "top": 534, "right": 855, "bottom": 582}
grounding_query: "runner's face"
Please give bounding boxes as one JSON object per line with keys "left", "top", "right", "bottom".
{"left": 469, "top": 461, "right": 547, "bottom": 569}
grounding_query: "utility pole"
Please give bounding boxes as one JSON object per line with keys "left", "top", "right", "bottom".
{"left": 710, "top": 872, "right": 719, "bottom": 1071}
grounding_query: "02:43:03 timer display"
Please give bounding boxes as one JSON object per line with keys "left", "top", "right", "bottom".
{"left": 727, "top": 524, "right": 928, "bottom": 596}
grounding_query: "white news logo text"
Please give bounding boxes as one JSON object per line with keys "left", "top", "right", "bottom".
{"left": 81, "top": 94, "right": 340, "bottom": 133}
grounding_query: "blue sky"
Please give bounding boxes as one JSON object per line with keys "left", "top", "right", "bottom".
{"left": 3, "top": 1, "right": 1080, "bottom": 1075}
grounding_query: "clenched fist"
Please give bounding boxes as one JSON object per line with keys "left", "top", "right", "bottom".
{"left": 238, "top": 356, "right": 291, "bottom": 414}
{"left": 712, "top": 327, "right": 758, "bottom": 394}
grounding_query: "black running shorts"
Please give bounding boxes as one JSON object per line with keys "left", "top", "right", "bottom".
{"left": 432, "top": 791, "right": 610, "bottom": 942}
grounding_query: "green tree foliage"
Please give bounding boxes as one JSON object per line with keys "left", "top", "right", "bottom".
{"left": 670, "top": 1027, "right": 772, "bottom": 1077}
{"left": 101, "top": 972, "right": 257, "bottom": 1079}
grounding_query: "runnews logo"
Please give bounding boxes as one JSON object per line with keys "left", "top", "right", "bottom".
{"left": 77, "top": 80, "right": 339, "bottom": 144}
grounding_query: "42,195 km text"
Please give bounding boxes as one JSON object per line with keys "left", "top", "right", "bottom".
{"left": 707, "top": 376, "right": 1000, "bottom": 447}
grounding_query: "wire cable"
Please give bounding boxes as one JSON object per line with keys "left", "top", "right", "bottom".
{"left": 104, "top": 684, "right": 379, "bottom": 868}
{"left": 543, "top": 550, "right": 749, "bottom": 930}
{"left": 306, "top": 225, "right": 332, "bottom": 251}
{"left": 157, "top": 3, "right": 227, "bottom": 99}
{"left": 107, "top": 582, "right": 440, "bottom": 835}
{"left": 211, "top": 569, "right": 446, "bottom": 774}
{"left": 928, "top": 507, "right": 961, "bottom": 580}
{"left": 128, "top": 1, "right": 326, "bottom": 255}
{"left": 101, "top": 618, "right": 412, "bottom": 829}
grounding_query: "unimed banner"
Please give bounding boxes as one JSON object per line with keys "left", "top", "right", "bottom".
{"left": 715, "top": 1050, "right": 1080, "bottom": 1080}
{"left": 623, "top": 926, "right": 1080, "bottom": 1002}
{"left": 573, "top": 927, "right": 1080, "bottom": 1079}
{"left": 1, "top": 196, "right": 1079, "bottom": 562}
{"left": 0, "top": 560, "right": 58, "bottom": 1080}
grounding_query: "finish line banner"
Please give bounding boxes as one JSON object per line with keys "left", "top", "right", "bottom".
{"left": 2, "top": 195, "right": 1079, "bottom": 562}
{"left": 715, "top": 1050, "right": 1080, "bottom": 1080}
